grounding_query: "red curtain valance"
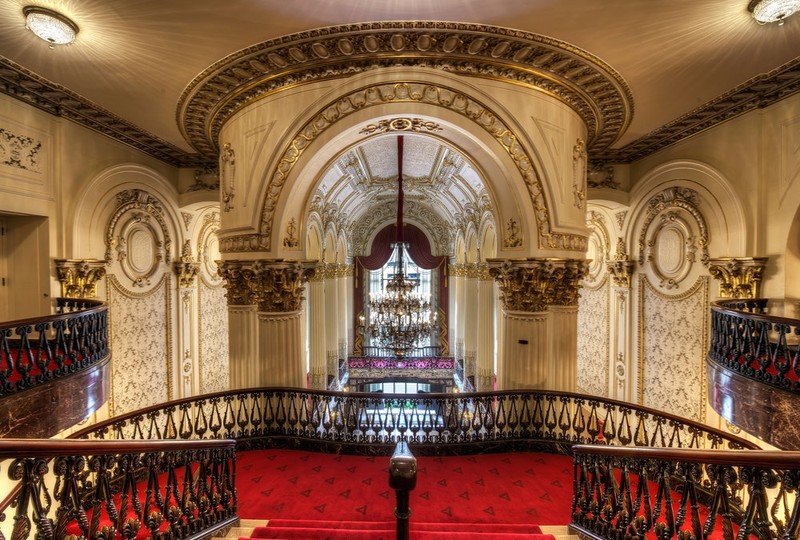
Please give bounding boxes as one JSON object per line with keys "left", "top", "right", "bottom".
{"left": 356, "top": 224, "right": 445, "bottom": 270}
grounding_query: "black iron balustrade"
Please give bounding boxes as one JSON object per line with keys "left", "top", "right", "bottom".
{"left": 709, "top": 299, "right": 800, "bottom": 393}
{"left": 361, "top": 346, "right": 442, "bottom": 358}
{"left": 571, "top": 445, "right": 800, "bottom": 540}
{"left": 0, "top": 438, "right": 236, "bottom": 540}
{"left": 348, "top": 356, "right": 455, "bottom": 370}
{"left": 71, "top": 388, "right": 755, "bottom": 453}
{"left": 0, "top": 298, "right": 108, "bottom": 397}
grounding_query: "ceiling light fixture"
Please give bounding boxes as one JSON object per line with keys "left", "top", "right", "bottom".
{"left": 749, "top": 0, "right": 800, "bottom": 24}
{"left": 23, "top": 6, "right": 79, "bottom": 47}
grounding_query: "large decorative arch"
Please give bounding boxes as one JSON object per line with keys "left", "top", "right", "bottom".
{"left": 219, "top": 78, "right": 588, "bottom": 255}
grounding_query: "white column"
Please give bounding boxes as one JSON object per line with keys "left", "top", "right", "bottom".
{"left": 476, "top": 272, "right": 495, "bottom": 391}
{"left": 453, "top": 265, "right": 467, "bottom": 360}
{"left": 228, "top": 305, "right": 259, "bottom": 389}
{"left": 464, "top": 265, "right": 479, "bottom": 381}
{"left": 547, "top": 305, "right": 578, "bottom": 392}
{"left": 346, "top": 266, "right": 354, "bottom": 354}
{"left": 308, "top": 277, "right": 327, "bottom": 389}
{"left": 258, "top": 310, "right": 304, "bottom": 387}
{"left": 337, "top": 265, "right": 348, "bottom": 359}
{"left": 499, "top": 310, "right": 549, "bottom": 390}
{"left": 324, "top": 264, "right": 339, "bottom": 381}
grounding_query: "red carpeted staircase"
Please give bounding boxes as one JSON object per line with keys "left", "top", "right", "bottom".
{"left": 240, "top": 519, "right": 558, "bottom": 539}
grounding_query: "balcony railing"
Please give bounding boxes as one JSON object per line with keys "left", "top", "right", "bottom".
{"left": 709, "top": 298, "right": 799, "bottom": 393}
{"left": 0, "top": 298, "right": 108, "bottom": 397}
{"left": 572, "top": 445, "right": 800, "bottom": 540}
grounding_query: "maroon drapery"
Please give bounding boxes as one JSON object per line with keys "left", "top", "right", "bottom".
{"left": 353, "top": 223, "right": 449, "bottom": 355}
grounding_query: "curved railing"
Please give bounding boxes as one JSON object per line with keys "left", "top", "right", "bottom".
{"left": 572, "top": 445, "right": 800, "bottom": 540}
{"left": 0, "top": 298, "right": 108, "bottom": 397}
{"left": 71, "top": 387, "right": 757, "bottom": 451}
{"left": 709, "top": 298, "right": 800, "bottom": 393}
{"left": 0, "top": 438, "right": 236, "bottom": 540}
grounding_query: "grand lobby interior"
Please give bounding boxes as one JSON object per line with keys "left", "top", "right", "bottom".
{"left": 0, "top": 1, "right": 799, "bottom": 539}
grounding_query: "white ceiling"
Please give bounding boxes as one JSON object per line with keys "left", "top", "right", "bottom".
{"left": 1, "top": 0, "right": 798, "bottom": 156}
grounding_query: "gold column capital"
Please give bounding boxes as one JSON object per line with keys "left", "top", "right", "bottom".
{"left": 218, "top": 258, "right": 318, "bottom": 311}
{"left": 708, "top": 257, "right": 768, "bottom": 299}
{"left": 55, "top": 259, "right": 107, "bottom": 298}
{"left": 173, "top": 240, "right": 200, "bottom": 288}
{"left": 486, "top": 258, "right": 588, "bottom": 311}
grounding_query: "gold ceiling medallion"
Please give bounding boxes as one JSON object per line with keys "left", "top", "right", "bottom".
{"left": 178, "top": 22, "right": 633, "bottom": 157}
{"left": 359, "top": 118, "right": 443, "bottom": 135}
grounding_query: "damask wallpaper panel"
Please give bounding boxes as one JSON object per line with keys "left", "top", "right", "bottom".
{"left": 577, "top": 277, "right": 609, "bottom": 397}
{"left": 108, "top": 274, "right": 170, "bottom": 416}
{"left": 639, "top": 276, "right": 708, "bottom": 422}
{"left": 199, "top": 281, "right": 230, "bottom": 394}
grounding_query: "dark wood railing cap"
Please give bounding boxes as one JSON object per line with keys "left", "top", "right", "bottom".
{"left": 0, "top": 438, "right": 235, "bottom": 458}
{"left": 389, "top": 441, "right": 417, "bottom": 491}
{"left": 573, "top": 445, "right": 800, "bottom": 468}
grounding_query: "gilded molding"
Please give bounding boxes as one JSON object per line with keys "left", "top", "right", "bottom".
{"left": 220, "top": 142, "right": 235, "bottom": 212}
{"left": 707, "top": 257, "right": 768, "bottom": 299}
{"left": 217, "top": 259, "right": 317, "bottom": 311}
{"left": 449, "top": 263, "right": 468, "bottom": 278}
{"left": 637, "top": 187, "right": 709, "bottom": 267}
{"left": 178, "top": 22, "right": 633, "bottom": 158}
{"left": 487, "top": 258, "right": 588, "bottom": 311}
{"left": 360, "top": 117, "right": 442, "bottom": 135}
{"left": 55, "top": 259, "right": 107, "bottom": 298}
{"left": 216, "top": 81, "right": 587, "bottom": 253}
{"left": 607, "top": 238, "right": 635, "bottom": 288}
{"left": 572, "top": 138, "right": 587, "bottom": 209}
{"left": 173, "top": 240, "right": 200, "bottom": 288}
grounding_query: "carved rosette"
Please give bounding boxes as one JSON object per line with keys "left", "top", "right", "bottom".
{"left": 218, "top": 259, "right": 317, "bottom": 311}
{"left": 487, "top": 258, "right": 588, "bottom": 312}
{"left": 55, "top": 259, "right": 107, "bottom": 298}
{"left": 708, "top": 257, "right": 768, "bottom": 299}
{"left": 173, "top": 241, "right": 200, "bottom": 288}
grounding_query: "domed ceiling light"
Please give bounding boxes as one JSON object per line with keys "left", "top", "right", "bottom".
{"left": 23, "top": 6, "right": 79, "bottom": 47}
{"left": 749, "top": 0, "right": 800, "bottom": 24}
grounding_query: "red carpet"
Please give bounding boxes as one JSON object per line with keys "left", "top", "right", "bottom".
{"left": 248, "top": 520, "right": 556, "bottom": 539}
{"left": 236, "top": 449, "right": 574, "bottom": 525}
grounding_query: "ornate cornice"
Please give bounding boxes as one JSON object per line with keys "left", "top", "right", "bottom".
{"left": 486, "top": 258, "right": 588, "bottom": 311}
{"left": 598, "top": 57, "right": 800, "bottom": 163}
{"left": 0, "top": 55, "right": 208, "bottom": 167}
{"left": 54, "top": 259, "right": 107, "bottom": 298}
{"left": 708, "top": 257, "right": 768, "bottom": 299}
{"left": 178, "top": 22, "right": 633, "bottom": 157}
{"left": 217, "top": 259, "right": 317, "bottom": 311}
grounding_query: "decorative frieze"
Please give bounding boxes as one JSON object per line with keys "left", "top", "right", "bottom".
{"left": 218, "top": 259, "right": 317, "bottom": 311}
{"left": 708, "top": 257, "right": 768, "bottom": 299}
{"left": 173, "top": 241, "right": 200, "bottom": 288}
{"left": 55, "top": 259, "right": 107, "bottom": 298}
{"left": 487, "top": 258, "right": 588, "bottom": 311}
{"left": 607, "top": 238, "right": 635, "bottom": 288}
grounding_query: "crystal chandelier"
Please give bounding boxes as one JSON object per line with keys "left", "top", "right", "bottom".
{"left": 366, "top": 136, "right": 436, "bottom": 357}
{"left": 749, "top": 0, "right": 800, "bottom": 24}
{"left": 23, "top": 6, "right": 79, "bottom": 47}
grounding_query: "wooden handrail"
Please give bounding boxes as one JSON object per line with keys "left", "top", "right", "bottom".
{"left": 389, "top": 441, "right": 416, "bottom": 540}
{"left": 573, "top": 445, "right": 800, "bottom": 468}
{"left": 0, "top": 437, "right": 234, "bottom": 457}
{"left": 711, "top": 298, "right": 799, "bottom": 326}
{"left": 0, "top": 298, "right": 106, "bottom": 329}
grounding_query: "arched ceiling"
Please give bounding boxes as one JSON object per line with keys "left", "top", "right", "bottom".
{"left": 311, "top": 132, "right": 491, "bottom": 255}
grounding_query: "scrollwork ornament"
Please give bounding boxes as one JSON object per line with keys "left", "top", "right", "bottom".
{"left": 220, "top": 142, "right": 235, "bottom": 212}
{"left": 55, "top": 259, "right": 107, "bottom": 298}
{"left": 487, "top": 258, "right": 588, "bottom": 311}
{"left": 707, "top": 257, "right": 768, "bottom": 299}
{"left": 218, "top": 259, "right": 317, "bottom": 311}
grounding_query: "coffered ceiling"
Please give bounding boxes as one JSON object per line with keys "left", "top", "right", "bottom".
{"left": 1, "top": 0, "right": 799, "bottom": 168}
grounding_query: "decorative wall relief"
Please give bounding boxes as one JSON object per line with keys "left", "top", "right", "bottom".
{"left": 487, "top": 258, "right": 588, "bottom": 312}
{"left": 360, "top": 117, "right": 443, "bottom": 134}
{"left": 218, "top": 259, "right": 317, "bottom": 311}
{"left": 105, "top": 189, "right": 172, "bottom": 289}
{"left": 0, "top": 128, "right": 42, "bottom": 172}
{"left": 577, "top": 275, "right": 609, "bottom": 398}
{"left": 173, "top": 240, "right": 199, "bottom": 288}
{"left": 638, "top": 187, "right": 709, "bottom": 290}
{"left": 585, "top": 212, "right": 609, "bottom": 285}
{"left": 572, "top": 138, "right": 587, "bottom": 209}
{"left": 107, "top": 274, "right": 171, "bottom": 416}
{"left": 504, "top": 218, "right": 522, "bottom": 248}
{"left": 639, "top": 276, "right": 708, "bottom": 422}
{"left": 283, "top": 218, "right": 299, "bottom": 248}
{"left": 197, "top": 211, "right": 222, "bottom": 285}
{"left": 220, "top": 142, "right": 235, "bottom": 212}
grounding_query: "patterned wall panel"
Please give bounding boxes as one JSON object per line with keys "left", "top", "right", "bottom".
{"left": 199, "top": 280, "right": 229, "bottom": 394}
{"left": 107, "top": 274, "right": 170, "bottom": 416}
{"left": 639, "top": 276, "right": 708, "bottom": 422}
{"left": 577, "top": 276, "right": 609, "bottom": 397}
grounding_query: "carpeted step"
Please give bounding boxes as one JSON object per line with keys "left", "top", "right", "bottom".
{"left": 250, "top": 522, "right": 556, "bottom": 539}
{"left": 262, "top": 519, "right": 543, "bottom": 533}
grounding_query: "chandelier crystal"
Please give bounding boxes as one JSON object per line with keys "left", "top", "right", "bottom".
{"left": 366, "top": 136, "right": 436, "bottom": 357}
{"left": 750, "top": 0, "right": 800, "bottom": 24}
{"left": 23, "top": 6, "right": 79, "bottom": 47}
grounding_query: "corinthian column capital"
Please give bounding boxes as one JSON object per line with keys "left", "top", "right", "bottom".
{"left": 218, "top": 258, "right": 318, "bottom": 311}
{"left": 708, "top": 257, "right": 768, "bottom": 299}
{"left": 55, "top": 259, "right": 107, "bottom": 298}
{"left": 486, "top": 258, "right": 588, "bottom": 311}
